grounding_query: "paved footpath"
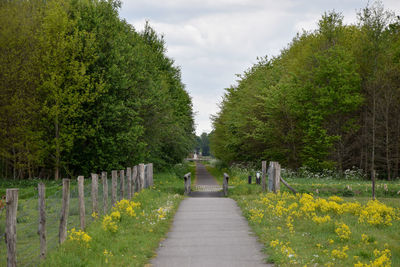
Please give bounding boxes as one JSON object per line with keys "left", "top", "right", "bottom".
{"left": 151, "top": 163, "right": 270, "bottom": 267}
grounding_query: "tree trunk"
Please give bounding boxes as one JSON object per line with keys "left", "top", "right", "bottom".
{"left": 371, "top": 89, "right": 376, "bottom": 175}
{"left": 385, "top": 104, "right": 391, "bottom": 180}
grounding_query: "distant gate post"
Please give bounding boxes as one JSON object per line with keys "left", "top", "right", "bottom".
{"left": 262, "top": 161, "right": 267, "bottom": 192}
{"left": 223, "top": 173, "right": 230, "bottom": 196}
{"left": 6, "top": 188, "right": 18, "bottom": 267}
{"left": 184, "top": 173, "right": 191, "bottom": 195}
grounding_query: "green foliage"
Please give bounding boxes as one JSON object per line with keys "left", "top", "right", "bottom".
{"left": 211, "top": 4, "right": 400, "bottom": 176}
{"left": 0, "top": 0, "right": 195, "bottom": 179}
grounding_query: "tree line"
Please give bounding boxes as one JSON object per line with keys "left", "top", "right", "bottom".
{"left": 211, "top": 2, "right": 400, "bottom": 179}
{"left": 0, "top": 0, "right": 195, "bottom": 179}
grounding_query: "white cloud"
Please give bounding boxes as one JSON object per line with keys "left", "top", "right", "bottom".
{"left": 120, "top": 0, "right": 400, "bottom": 135}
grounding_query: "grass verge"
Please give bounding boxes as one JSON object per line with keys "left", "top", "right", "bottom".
{"left": 205, "top": 164, "right": 400, "bottom": 266}
{"left": 41, "top": 170, "right": 187, "bottom": 266}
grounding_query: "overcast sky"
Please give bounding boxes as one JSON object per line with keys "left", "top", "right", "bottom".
{"left": 119, "top": 0, "right": 400, "bottom": 135}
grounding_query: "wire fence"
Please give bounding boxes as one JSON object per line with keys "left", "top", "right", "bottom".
{"left": 1, "top": 163, "right": 153, "bottom": 266}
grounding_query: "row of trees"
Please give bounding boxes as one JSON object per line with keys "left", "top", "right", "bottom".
{"left": 211, "top": 2, "right": 400, "bottom": 179}
{"left": 0, "top": 0, "right": 195, "bottom": 179}
{"left": 195, "top": 132, "right": 211, "bottom": 156}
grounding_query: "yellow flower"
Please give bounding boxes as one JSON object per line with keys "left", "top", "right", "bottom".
{"left": 110, "top": 211, "right": 121, "bottom": 221}
{"left": 68, "top": 228, "right": 91, "bottom": 247}
{"left": 102, "top": 215, "right": 118, "bottom": 232}
{"left": 335, "top": 223, "right": 351, "bottom": 240}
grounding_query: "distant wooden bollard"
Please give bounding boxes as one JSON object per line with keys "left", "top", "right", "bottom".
{"left": 223, "top": 173, "right": 229, "bottom": 196}
{"left": 184, "top": 173, "right": 191, "bottom": 195}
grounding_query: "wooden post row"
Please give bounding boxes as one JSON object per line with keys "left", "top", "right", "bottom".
{"left": 102, "top": 172, "right": 108, "bottom": 214}
{"left": 111, "top": 170, "right": 117, "bottom": 207}
{"left": 6, "top": 188, "right": 18, "bottom": 267}
{"left": 91, "top": 173, "right": 99, "bottom": 216}
{"left": 38, "top": 183, "right": 46, "bottom": 260}
{"left": 78, "top": 176, "right": 85, "bottom": 230}
{"left": 59, "top": 179, "right": 70, "bottom": 244}
{"left": 120, "top": 170, "right": 125, "bottom": 200}
{"left": 127, "top": 167, "right": 132, "bottom": 199}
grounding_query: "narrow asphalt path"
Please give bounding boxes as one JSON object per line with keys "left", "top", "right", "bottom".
{"left": 194, "top": 163, "right": 218, "bottom": 185}
{"left": 151, "top": 163, "right": 270, "bottom": 267}
{"left": 190, "top": 163, "right": 221, "bottom": 197}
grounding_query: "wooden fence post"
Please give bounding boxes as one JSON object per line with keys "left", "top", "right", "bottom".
{"left": 120, "top": 170, "right": 125, "bottom": 200}
{"left": 273, "top": 162, "right": 281, "bottom": 193}
{"left": 132, "top": 166, "right": 138, "bottom": 194}
{"left": 147, "top": 163, "right": 153, "bottom": 187}
{"left": 111, "top": 170, "right": 117, "bottom": 206}
{"left": 91, "top": 173, "right": 98, "bottom": 216}
{"left": 78, "top": 176, "right": 85, "bottom": 230}
{"left": 268, "top": 162, "right": 281, "bottom": 193}
{"left": 59, "top": 179, "right": 70, "bottom": 244}
{"left": 223, "top": 173, "right": 229, "bottom": 196}
{"left": 126, "top": 167, "right": 132, "bottom": 199}
{"left": 6, "top": 188, "right": 18, "bottom": 267}
{"left": 38, "top": 183, "right": 46, "bottom": 259}
{"left": 184, "top": 173, "right": 191, "bottom": 195}
{"left": 139, "top": 164, "right": 145, "bottom": 192}
{"left": 144, "top": 164, "right": 148, "bottom": 189}
{"left": 262, "top": 161, "right": 267, "bottom": 192}
{"left": 102, "top": 172, "right": 108, "bottom": 214}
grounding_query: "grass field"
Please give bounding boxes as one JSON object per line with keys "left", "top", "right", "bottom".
{"left": 0, "top": 162, "right": 195, "bottom": 267}
{"left": 206, "top": 164, "right": 400, "bottom": 266}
